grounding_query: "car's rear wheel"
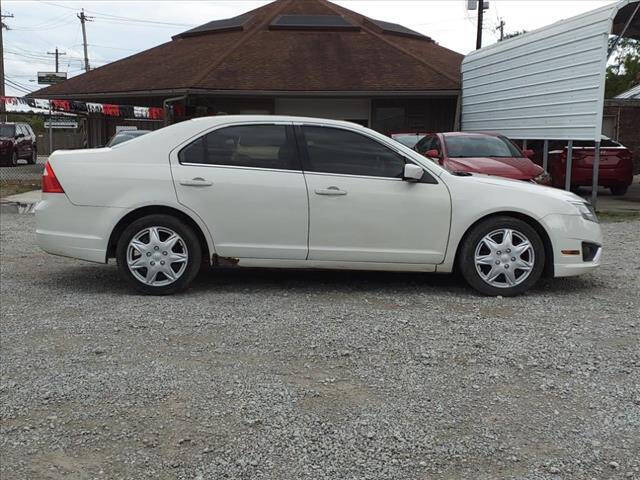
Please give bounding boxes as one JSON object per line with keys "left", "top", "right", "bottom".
{"left": 116, "top": 214, "right": 202, "bottom": 295}
{"left": 459, "top": 216, "right": 545, "bottom": 296}
{"left": 610, "top": 185, "right": 628, "bottom": 196}
{"left": 11, "top": 151, "right": 18, "bottom": 166}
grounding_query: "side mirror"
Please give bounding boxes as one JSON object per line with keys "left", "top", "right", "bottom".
{"left": 425, "top": 149, "right": 440, "bottom": 158}
{"left": 16, "top": 133, "right": 24, "bottom": 138}
{"left": 523, "top": 149, "right": 535, "bottom": 159}
{"left": 403, "top": 163, "right": 424, "bottom": 182}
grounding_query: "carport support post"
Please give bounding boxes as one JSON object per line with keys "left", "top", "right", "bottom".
{"left": 591, "top": 141, "right": 600, "bottom": 209}
{"left": 565, "top": 140, "right": 573, "bottom": 191}
{"left": 48, "top": 103, "right": 53, "bottom": 156}
{"left": 542, "top": 139, "right": 549, "bottom": 173}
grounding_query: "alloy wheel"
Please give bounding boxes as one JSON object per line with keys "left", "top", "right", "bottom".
{"left": 474, "top": 228, "right": 535, "bottom": 288}
{"left": 126, "top": 226, "right": 189, "bottom": 286}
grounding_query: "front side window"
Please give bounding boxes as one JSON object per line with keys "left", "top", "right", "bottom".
{"left": 302, "top": 126, "right": 405, "bottom": 178}
{"left": 179, "top": 124, "right": 298, "bottom": 170}
{"left": 0, "top": 125, "right": 16, "bottom": 137}
{"left": 444, "top": 135, "right": 523, "bottom": 158}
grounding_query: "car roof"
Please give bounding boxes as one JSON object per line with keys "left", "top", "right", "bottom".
{"left": 188, "top": 115, "right": 372, "bottom": 131}
{"left": 440, "top": 131, "right": 503, "bottom": 138}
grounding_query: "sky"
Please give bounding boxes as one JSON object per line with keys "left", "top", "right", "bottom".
{"left": 2, "top": 0, "right": 616, "bottom": 97}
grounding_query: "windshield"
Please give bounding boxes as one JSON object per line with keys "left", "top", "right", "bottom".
{"left": 392, "top": 134, "right": 425, "bottom": 148}
{"left": 444, "top": 135, "right": 523, "bottom": 158}
{"left": 0, "top": 125, "right": 16, "bottom": 137}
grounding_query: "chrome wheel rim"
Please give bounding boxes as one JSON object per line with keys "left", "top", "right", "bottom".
{"left": 126, "top": 226, "right": 188, "bottom": 287}
{"left": 474, "top": 228, "right": 535, "bottom": 289}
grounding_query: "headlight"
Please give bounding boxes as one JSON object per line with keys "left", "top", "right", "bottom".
{"left": 533, "top": 172, "right": 552, "bottom": 185}
{"left": 570, "top": 201, "right": 598, "bottom": 223}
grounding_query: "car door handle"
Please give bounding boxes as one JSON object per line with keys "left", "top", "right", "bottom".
{"left": 315, "top": 186, "right": 347, "bottom": 196}
{"left": 179, "top": 177, "right": 212, "bottom": 187}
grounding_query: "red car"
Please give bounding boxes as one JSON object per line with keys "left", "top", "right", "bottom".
{"left": 543, "top": 138, "right": 634, "bottom": 196}
{"left": 414, "top": 132, "right": 550, "bottom": 184}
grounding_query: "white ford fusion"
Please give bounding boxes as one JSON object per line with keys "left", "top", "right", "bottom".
{"left": 36, "top": 116, "right": 602, "bottom": 296}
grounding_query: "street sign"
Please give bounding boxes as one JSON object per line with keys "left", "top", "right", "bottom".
{"left": 44, "top": 117, "right": 78, "bottom": 129}
{"left": 37, "top": 72, "right": 67, "bottom": 85}
{"left": 467, "top": 0, "right": 489, "bottom": 9}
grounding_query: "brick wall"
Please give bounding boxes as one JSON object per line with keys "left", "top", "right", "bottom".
{"left": 604, "top": 100, "right": 640, "bottom": 174}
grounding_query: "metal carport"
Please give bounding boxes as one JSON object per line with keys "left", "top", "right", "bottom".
{"left": 460, "top": 0, "right": 640, "bottom": 207}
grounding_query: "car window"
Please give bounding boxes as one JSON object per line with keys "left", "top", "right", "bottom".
{"left": 179, "top": 125, "right": 298, "bottom": 170}
{"left": 302, "top": 126, "right": 405, "bottom": 178}
{"left": 415, "top": 136, "right": 432, "bottom": 154}
{"left": 16, "top": 125, "right": 24, "bottom": 136}
{"left": 444, "top": 135, "right": 522, "bottom": 158}
{"left": 0, "top": 125, "right": 15, "bottom": 137}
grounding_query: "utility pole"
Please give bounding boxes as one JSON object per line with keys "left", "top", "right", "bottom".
{"left": 0, "top": 1, "right": 14, "bottom": 98}
{"left": 47, "top": 47, "right": 66, "bottom": 73}
{"left": 496, "top": 19, "right": 505, "bottom": 41}
{"left": 77, "top": 9, "right": 93, "bottom": 72}
{"left": 476, "top": 0, "right": 484, "bottom": 49}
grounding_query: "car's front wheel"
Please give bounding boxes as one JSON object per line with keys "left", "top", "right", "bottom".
{"left": 11, "top": 151, "right": 18, "bottom": 166}
{"left": 116, "top": 214, "right": 202, "bottom": 295}
{"left": 459, "top": 216, "right": 545, "bottom": 296}
{"left": 29, "top": 149, "right": 37, "bottom": 165}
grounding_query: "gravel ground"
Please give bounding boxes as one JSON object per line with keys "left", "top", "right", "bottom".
{"left": 1, "top": 213, "right": 639, "bottom": 480}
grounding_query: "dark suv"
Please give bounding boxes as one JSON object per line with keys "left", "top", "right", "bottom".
{"left": 0, "top": 122, "right": 38, "bottom": 166}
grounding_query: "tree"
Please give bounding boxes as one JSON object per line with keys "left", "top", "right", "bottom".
{"left": 605, "top": 37, "right": 640, "bottom": 98}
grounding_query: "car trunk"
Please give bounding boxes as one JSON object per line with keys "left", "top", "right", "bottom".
{"left": 569, "top": 147, "right": 628, "bottom": 169}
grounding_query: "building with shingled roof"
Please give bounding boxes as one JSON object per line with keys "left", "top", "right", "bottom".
{"left": 33, "top": 0, "right": 464, "bottom": 146}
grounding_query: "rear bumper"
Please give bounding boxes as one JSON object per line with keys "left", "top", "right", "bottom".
{"left": 551, "top": 162, "right": 633, "bottom": 187}
{"left": 542, "top": 214, "right": 603, "bottom": 278}
{"left": 35, "top": 193, "right": 123, "bottom": 264}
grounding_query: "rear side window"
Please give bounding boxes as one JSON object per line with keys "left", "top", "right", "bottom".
{"left": 179, "top": 124, "right": 298, "bottom": 170}
{"left": 302, "top": 126, "right": 405, "bottom": 178}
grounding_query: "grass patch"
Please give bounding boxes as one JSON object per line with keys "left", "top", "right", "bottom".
{"left": 597, "top": 210, "right": 640, "bottom": 222}
{"left": 0, "top": 181, "right": 40, "bottom": 198}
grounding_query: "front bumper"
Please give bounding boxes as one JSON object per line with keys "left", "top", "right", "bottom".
{"left": 35, "top": 193, "right": 124, "bottom": 264}
{"left": 542, "top": 213, "right": 603, "bottom": 277}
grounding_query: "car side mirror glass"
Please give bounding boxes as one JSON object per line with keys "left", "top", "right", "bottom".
{"left": 523, "top": 149, "right": 534, "bottom": 159}
{"left": 403, "top": 163, "right": 424, "bottom": 182}
{"left": 425, "top": 149, "right": 440, "bottom": 158}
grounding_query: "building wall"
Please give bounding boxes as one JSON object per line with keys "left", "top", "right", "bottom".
{"left": 604, "top": 100, "right": 640, "bottom": 174}
{"left": 275, "top": 98, "right": 370, "bottom": 125}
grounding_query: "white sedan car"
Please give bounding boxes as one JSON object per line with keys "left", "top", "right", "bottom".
{"left": 36, "top": 116, "right": 602, "bottom": 296}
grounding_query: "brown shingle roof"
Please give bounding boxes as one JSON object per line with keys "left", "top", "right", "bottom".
{"left": 34, "top": 0, "right": 463, "bottom": 98}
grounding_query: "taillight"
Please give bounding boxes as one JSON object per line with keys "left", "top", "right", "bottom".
{"left": 42, "top": 161, "right": 65, "bottom": 193}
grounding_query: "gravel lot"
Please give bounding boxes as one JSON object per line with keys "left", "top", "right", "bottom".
{"left": 1, "top": 213, "right": 639, "bottom": 480}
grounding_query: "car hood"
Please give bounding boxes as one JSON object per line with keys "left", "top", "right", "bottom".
{"left": 460, "top": 172, "right": 584, "bottom": 203}
{"left": 445, "top": 156, "right": 543, "bottom": 179}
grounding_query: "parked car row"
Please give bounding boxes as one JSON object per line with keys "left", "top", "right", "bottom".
{"left": 392, "top": 131, "right": 634, "bottom": 196}
{"left": 0, "top": 122, "right": 38, "bottom": 166}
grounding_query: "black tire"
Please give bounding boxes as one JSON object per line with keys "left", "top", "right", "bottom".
{"left": 28, "top": 149, "right": 37, "bottom": 165}
{"left": 11, "top": 151, "right": 18, "bottom": 167}
{"left": 116, "top": 214, "right": 202, "bottom": 295}
{"left": 458, "top": 216, "right": 545, "bottom": 297}
{"left": 610, "top": 185, "right": 628, "bottom": 196}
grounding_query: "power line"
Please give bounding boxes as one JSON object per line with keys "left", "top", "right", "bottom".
{"left": 41, "top": 1, "right": 194, "bottom": 27}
